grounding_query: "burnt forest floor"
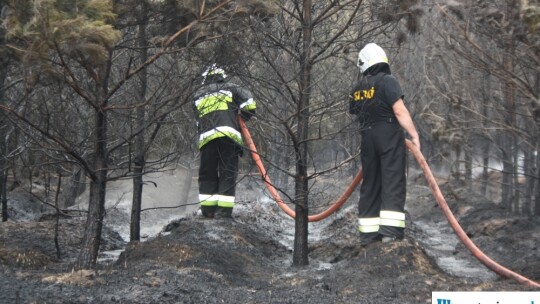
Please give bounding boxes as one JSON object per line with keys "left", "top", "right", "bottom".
{"left": 1, "top": 169, "right": 539, "bottom": 304}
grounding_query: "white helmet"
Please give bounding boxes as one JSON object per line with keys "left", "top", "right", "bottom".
{"left": 202, "top": 64, "right": 227, "bottom": 80}
{"left": 357, "top": 43, "right": 388, "bottom": 73}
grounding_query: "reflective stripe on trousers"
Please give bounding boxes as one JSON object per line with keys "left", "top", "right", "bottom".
{"left": 199, "top": 194, "right": 235, "bottom": 208}
{"left": 358, "top": 210, "right": 406, "bottom": 233}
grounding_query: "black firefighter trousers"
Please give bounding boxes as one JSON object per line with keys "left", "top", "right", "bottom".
{"left": 198, "top": 137, "right": 240, "bottom": 217}
{"left": 358, "top": 121, "right": 407, "bottom": 240}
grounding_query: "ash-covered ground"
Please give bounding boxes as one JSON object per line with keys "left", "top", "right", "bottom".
{"left": 1, "top": 169, "right": 539, "bottom": 304}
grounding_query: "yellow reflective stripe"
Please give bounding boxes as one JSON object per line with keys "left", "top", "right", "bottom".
{"left": 358, "top": 225, "right": 379, "bottom": 233}
{"left": 359, "top": 217, "right": 380, "bottom": 225}
{"left": 379, "top": 218, "right": 405, "bottom": 228}
{"left": 217, "top": 195, "right": 235, "bottom": 208}
{"left": 199, "top": 194, "right": 218, "bottom": 206}
{"left": 380, "top": 210, "right": 405, "bottom": 220}
{"left": 240, "top": 98, "right": 256, "bottom": 110}
{"left": 195, "top": 91, "right": 233, "bottom": 118}
{"left": 217, "top": 195, "right": 235, "bottom": 203}
{"left": 199, "top": 127, "right": 243, "bottom": 149}
{"left": 358, "top": 217, "right": 380, "bottom": 233}
{"left": 194, "top": 91, "right": 232, "bottom": 106}
{"left": 203, "top": 67, "right": 227, "bottom": 78}
{"left": 380, "top": 210, "right": 406, "bottom": 228}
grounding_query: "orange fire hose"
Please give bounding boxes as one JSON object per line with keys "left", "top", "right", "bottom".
{"left": 239, "top": 116, "right": 540, "bottom": 288}
{"left": 405, "top": 139, "right": 540, "bottom": 288}
{"left": 238, "top": 117, "right": 363, "bottom": 222}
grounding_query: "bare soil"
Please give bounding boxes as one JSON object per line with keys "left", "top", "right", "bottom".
{"left": 1, "top": 171, "right": 539, "bottom": 304}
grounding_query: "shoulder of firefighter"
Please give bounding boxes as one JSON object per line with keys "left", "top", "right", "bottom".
{"left": 193, "top": 82, "right": 256, "bottom": 117}
{"left": 191, "top": 81, "right": 256, "bottom": 149}
{"left": 349, "top": 73, "right": 391, "bottom": 116}
{"left": 349, "top": 79, "right": 375, "bottom": 115}
{"left": 236, "top": 85, "right": 256, "bottom": 121}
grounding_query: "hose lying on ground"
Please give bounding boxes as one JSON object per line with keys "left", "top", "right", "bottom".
{"left": 238, "top": 117, "right": 362, "bottom": 222}
{"left": 405, "top": 139, "right": 540, "bottom": 288}
{"left": 239, "top": 116, "right": 540, "bottom": 288}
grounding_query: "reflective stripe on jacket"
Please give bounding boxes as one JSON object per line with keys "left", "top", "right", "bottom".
{"left": 193, "top": 82, "right": 256, "bottom": 149}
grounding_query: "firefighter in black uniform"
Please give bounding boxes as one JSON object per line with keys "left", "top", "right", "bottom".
{"left": 349, "top": 43, "right": 420, "bottom": 245}
{"left": 193, "top": 65, "right": 256, "bottom": 219}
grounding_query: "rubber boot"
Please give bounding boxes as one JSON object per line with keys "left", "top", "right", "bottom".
{"left": 215, "top": 207, "right": 233, "bottom": 219}
{"left": 359, "top": 232, "right": 382, "bottom": 247}
{"left": 201, "top": 206, "right": 216, "bottom": 219}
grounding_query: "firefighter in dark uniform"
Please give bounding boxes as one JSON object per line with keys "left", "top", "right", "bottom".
{"left": 193, "top": 65, "right": 256, "bottom": 219}
{"left": 349, "top": 43, "right": 420, "bottom": 245}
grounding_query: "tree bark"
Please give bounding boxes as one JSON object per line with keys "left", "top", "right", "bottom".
{"left": 464, "top": 146, "right": 472, "bottom": 185}
{"left": 480, "top": 72, "right": 492, "bottom": 197}
{"left": 62, "top": 168, "right": 85, "bottom": 209}
{"left": 453, "top": 145, "right": 462, "bottom": 183}
{"left": 522, "top": 146, "right": 532, "bottom": 214}
{"left": 1, "top": 5, "right": 8, "bottom": 221}
{"left": 76, "top": 108, "right": 108, "bottom": 269}
{"left": 535, "top": 138, "right": 540, "bottom": 216}
{"left": 54, "top": 174, "right": 62, "bottom": 259}
{"left": 1, "top": 167, "right": 6, "bottom": 222}
{"left": 500, "top": 2, "right": 517, "bottom": 211}
{"left": 292, "top": 0, "right": 312, "bottom": 267}
{"left": 0, "top": 104, "right": 7, "bottom": 222}
{"left": 534, "top": 69, "right": 540, "bottom": 216}
{"left": 76, "top": 55, "right": 112, "bottom": 269}
{"left": 130, "top": 1, "right": 149, "bottom": 242}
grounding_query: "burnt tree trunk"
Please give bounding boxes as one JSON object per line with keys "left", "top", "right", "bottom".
{"left": 0, "top": 108, "right": 7, "bottom": 222}
{"left": 62, "top": 168, "right": 85, "bottom": 208}
{"left": 0, "top": 12, "right": 9, "bottom": 222}
{"left": 534, "top": 68, "right": 540, "bottom": 216}
{"left": 535, "top": 138, "right": 540, "bottom": 216}
{"left": 500, "top": 4, "right": 517, "bottom": 211}
{"left": 292, "top": 0, "right": 312, "bottom": 267}
{"left": 522, "top": 146, "right": 533, "bottom": 214}
{"left": 76, "top": 108, "right": 108, "bottom": 269}
{"left": 76, "top": 56, "right": 112, "bottom": 269}
{"left": 130, "top": 1, "right": 149, "bottom": 242}
{"left": 54, "top": 174, "right": 62, "bottom": 259}
{"left": 1, "top": 164, "right": 6, "bottom": 222}
{"left": 480, "top": 72, "right": 492, "bottom": 197}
